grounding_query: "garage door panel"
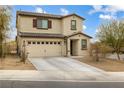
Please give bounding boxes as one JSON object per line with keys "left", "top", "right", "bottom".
{"left": 46, "top": 45, "right": 61, "bottom": 56}
{"left": 26, "top": 41, "right": 62, "bottom": 57}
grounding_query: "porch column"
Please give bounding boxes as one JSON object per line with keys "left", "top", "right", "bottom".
{"left": 67, "top": 39, "right": 71, "bottom": 56}
{"left": 78, "top": 39, "right": 82, "bottom": 55}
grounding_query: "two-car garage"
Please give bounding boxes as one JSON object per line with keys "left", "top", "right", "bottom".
{"left": 26, "top": 40, "right": 64, "bottom": 57}
{"left": 18, "top": 32, "right": 66, "bottom": 57}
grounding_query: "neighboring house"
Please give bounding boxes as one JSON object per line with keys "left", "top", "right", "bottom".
{"left": 16, "top": 11, "right": 92, "bottom": 57}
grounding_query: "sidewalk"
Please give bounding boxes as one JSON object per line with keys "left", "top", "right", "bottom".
{"left": 0, "top": 70, "right": 123, "bottom": 81}
{"left": 0, "top": 70, "right": 107, "bottom": 81}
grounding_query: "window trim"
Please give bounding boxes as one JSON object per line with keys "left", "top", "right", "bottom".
{"left": 71, "top": 20, "right": 77, "bottom": 30}
{"left": 37, "top": 19, "right": 49, "bottom": 30}
{"left": 81, "top": 39, "right": 87, "bottom": 50}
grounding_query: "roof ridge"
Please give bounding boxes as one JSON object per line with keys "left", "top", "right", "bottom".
{"left": 17, "top": 11, "right": 85, "bottom": 20}
{"left": 17, "top": 11, "right": 63, "bottom": 16}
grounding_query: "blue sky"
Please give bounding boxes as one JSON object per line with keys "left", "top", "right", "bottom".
{"left": 11, "top": 5, "right": 124, "bottom": 41}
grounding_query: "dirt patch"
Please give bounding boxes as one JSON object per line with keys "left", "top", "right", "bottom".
{"left": 75, "top": 56, "right": 124, "bottom": 72}
{"left": 0, "top": 55, "right": 36, "bottom": 70}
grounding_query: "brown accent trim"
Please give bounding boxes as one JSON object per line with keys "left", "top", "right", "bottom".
{"left": 20, "top": 36, "right": 64, "bottom": 38}
{"left": 19, "top": 32, "right": 65, "bottom": 38}
{"left": 33, "top": 19, "right": 37, "bottom": 28}
{"left": 48, "top": 20, "right": 52, "bottom": 28}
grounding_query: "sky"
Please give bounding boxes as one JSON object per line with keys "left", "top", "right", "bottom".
{"left": 10, "top": 5, "right": 124, "bottom": 41}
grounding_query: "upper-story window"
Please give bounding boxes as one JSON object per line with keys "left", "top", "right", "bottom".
{"left": 37, "top": 19, "right": 48, "bottom": 29}
{"left": 71, "top": 20, "right": 76, "bottom": 30}
{"left": 33, "top": 19, "right": 52, "bottom": 29}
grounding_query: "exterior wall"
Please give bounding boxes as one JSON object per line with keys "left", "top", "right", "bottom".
{"left": 67, "top": 34, "right": 91, "bottom": 56}
{"left": 18, "top": 15, "right": 62, "bottom": 34}
{"left": 17, "top": 15, "right": 83, "bottom": 36}
{"left": 62, "top": 15, "right": 83, "bottom": 36}
{"left": 18, "top": 37, "right": 66, "bottom": 57}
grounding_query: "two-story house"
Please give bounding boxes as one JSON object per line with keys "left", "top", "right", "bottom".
{"left": 16, "top": 11, "right": 92, "bottom": 57}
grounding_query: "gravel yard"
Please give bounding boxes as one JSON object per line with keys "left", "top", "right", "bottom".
{"left": 75, "top": 55, "right": 124, "bottom": 72}
{"left": 0, "top": 55, "right": 36, "bottom": 70}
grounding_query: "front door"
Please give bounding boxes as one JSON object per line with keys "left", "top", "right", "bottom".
{"left": 70, "top": 40, "right": 78, "bottom": 56}
{"left": 70, "top": 40, "right": 73, "bottom": 56}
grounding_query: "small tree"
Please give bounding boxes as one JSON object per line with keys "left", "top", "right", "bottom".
{"left": 99, "top": 43, "right": 112, "bottom": 58}
{"left": 97, "top": 20, "right": 124, "bottom": 60}
{"left": 21, "top": 41, "right": 27, "bottom": 64}
{"left": 90, "top": 42, "right": 100, "bottom": 61}
{"left": 0, "top": 6, "right": 11, "bottom": 61}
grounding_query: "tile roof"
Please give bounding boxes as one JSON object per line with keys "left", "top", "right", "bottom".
{"left": 19, "top": 32, "right": 65, "bottom": 38}
{"left": 67, "top": 32, "right": 92, "bottom": 38}
{"left": 17, "top": 11, "right": 85, "bottom": 20}
{"left": 19, "top": 32, "right": 92, "bottom": 39}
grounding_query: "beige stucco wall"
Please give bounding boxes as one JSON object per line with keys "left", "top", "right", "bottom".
{"left": 17, "top": 15, "right": 83, "bottom": 36}
{"left": 18, "top": 15, "right": 62, "bottom": 34}
{"left": 62, "top": 15, "right": 83, "bottom": 36}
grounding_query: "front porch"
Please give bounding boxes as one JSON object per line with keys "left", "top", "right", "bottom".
{"left": 66, "top": 32, "right": 91, "bottom": 57}
{"left": 67, "top": 39, "right": 82, "bottom": 56}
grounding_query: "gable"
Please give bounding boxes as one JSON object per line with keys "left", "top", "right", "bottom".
{"left": 62, "top": 14, "right": 85, "bottom": 20}
{"left": 67, "top": 32, "right": 92, "bottom": 39}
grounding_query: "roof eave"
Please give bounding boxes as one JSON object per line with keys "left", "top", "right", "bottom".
{"left": 67, "top": 32, "right": 92, "bottom": 38}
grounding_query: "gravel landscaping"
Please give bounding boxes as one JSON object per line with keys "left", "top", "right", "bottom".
{"left": 75, "top": 56, "right": 124, "bottom": 72}
{"left": 0, "top": 55, "right": 36, "bottom": 70}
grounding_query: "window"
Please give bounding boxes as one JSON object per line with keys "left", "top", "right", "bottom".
{"left": 58, "top": 42, "right": 61, "bottom": 45}
{"left": 71, "top": 20, "right": 76, "bottom": 30}
{"left": 81, "top": 39, "right": 87, "bottom": 49}
{"left": 37, "top": 42, "right": 40, "bottom": 44}
{"left": 28, "top": 41, "right": 31, "bottom": 44}
{"left": 32, "top": 41, "right": 36, "bottom": 44}
{"left": 46, "top": 42, "right": 49, "bottom": 44}
{"left": 50, "top": 42, "right": 53, "bottom": 44}
{"left": 41, "top": 42, "right": 44, "bottom": 44}
{"left": 54, "top": 42, "right": 56, "bottom": 44}
{"left": 37, "top": 19, "right": 48, "bottom": 29}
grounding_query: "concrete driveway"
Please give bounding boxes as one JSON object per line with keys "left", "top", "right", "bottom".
{"left": 28, "top": 57, "right": 109, "bottom": 81}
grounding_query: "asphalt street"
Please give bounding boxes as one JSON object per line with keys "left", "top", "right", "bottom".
{"left": 1, "top": 80, "right": 124, "bottom": 88}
